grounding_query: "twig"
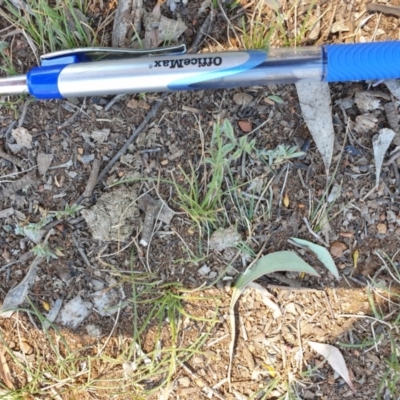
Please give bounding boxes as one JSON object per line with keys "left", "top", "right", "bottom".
{"left": 189, "top": 8, "right": 217, "bottom": 53}
{"left": 337, "top": 314, "right": 396, "bottom": 331}
{"left": 17, "top": 100, "right": 29, "bottom": 127}
{"left": 303, "top": 217, "right": 329, "bottom": 247}
{"left": 391, "top": 162, "right": 400, "bottom": 192}
{"left": 95, "top": 93, "right": 168, "bottom": 185}
{"left": 0, "top": 148, "right": 24, "bottom": 168}
{"left": 57, "top": 109, "right": 81, "bottom": 130}
{"left": 140, "top": 203, "right": 156, "bottom": 247}
{"left": 181, "top": 362, "right": 225, "bottom": 400}
{"left": 217, "top": 0, "right": 241, "bottom": 49}
{"left": 323, "top": 291, "right": 335, "bottom": 320}
{"left": 73, "top": 94, "right": 167, "bottom": 205}
{"left": 104, "top": 94, "right": 125, "bottom": 112}
{"left": 0, "top": 251, "right": 33, "bottom": 274}
{"left": 83, "top": 158, "right": 101, "bottom": 197}
{"left": 3, "top": 120, "right": 16, "bottom": 138}
{"left": 71, "top": 233, "right": 91, "bottom": 267}
{"left": 139, "top": 147, "right": 162, "bottom": 154}
{"left": 278, "top": 164, "right": 290, "bottom": 207}
{"left": 384, "top": 150, "right": 400, "bottom": 166}
{"left": 366, "top": 4, "right": 400, "bottom": 17}
{"left": 96, "top": 299, "right": 122, "bottom": 356}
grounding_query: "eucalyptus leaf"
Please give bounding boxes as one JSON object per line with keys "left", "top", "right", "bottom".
{"left": 373, "top": 128, "right": 395, "bottom": 187}
{"left": 309, "top": 341, "right": 356, "bottom": 392}
{"left": 290, "top": 237, "right": 339, "bottom": 280}
{"left": 295, "top": 81, "right": 334, "bottom": 175}
{"left": 227, "top": 251, "right": 319, "bottom": 387}
{"left": 0, "top": 256, "right": 43, "bottom": 318}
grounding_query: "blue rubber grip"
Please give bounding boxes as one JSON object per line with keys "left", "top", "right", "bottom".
{"left": 325, "top": 41, "right": 400, "bottom": 82}
{"left": 27, "top": 64, "right": 65, "bottom": 99}
{"left": 27, "top": 54, "right": 87, "bottom": 99}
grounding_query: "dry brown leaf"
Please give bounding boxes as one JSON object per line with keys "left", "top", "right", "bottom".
{"left": 0, "top": 348, "right": 14, "bottom": 389}
{"left": 330, "top": 241, "right": 346, "bottom": 258}
{"left": 238, "top": 121, "right": 252, "bottom": 133}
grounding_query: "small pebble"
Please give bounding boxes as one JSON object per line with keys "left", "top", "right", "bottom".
{"left": 86, "top": 324, "right": 102, "bottom": 337}
{"left": 20, "top": 340, "right": 33, "bottom": 355}
{"left": 178, "top": 377, "right": 191, "bottom": 387}
{"left": 197, "top": 265, "right": 210, "bottom": 275}
{"left": 377, "top": 223, "right": 387, "bottom": 234}
{"left": 233, "top": 92, "right": 253, "bottom": 106}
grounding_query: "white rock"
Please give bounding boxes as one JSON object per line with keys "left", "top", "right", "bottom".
{"left": 197, "top": 265, "right": 211, "bottom": 275}
{"left": 91, "top": 288, "right": 122, "bottom": 316}
{"left": 58, "top": 296, "right": 92, "bottom": 329}
{"left": 86, "top": 324, "right": 102, "bottom": 337}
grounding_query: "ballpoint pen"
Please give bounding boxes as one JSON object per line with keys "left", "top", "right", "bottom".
{"left": 0, "top": 41, "right": 400, "bottom": 99}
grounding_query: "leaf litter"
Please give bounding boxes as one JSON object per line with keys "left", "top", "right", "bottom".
{"left": 373, "top": 128, "right": 395, "bottom": 187}
{"left": 295, "top": 82, "right": 334, "bottom": 175}
{"left": 308, "top": 341, "right": 356, "bottom": 392}
{"left": 1, "top": 1, "right": 400, "bottom": 399}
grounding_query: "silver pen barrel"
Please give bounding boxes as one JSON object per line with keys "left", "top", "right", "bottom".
{"left": 0, "top": 47, "right": 324, "bottom": 98}
{"left": 57, "top": 49, "right": 323, "bottom": 97}
{"left": 0, "top": 75, "right": 28, "bottom": 95}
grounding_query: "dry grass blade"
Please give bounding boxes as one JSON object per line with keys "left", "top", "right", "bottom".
{"left": 0, "top": 347, "right": 14, "bottom": 389}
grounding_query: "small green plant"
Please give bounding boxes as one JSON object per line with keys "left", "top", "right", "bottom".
{"left": 220, "top": 118, "right": 256, "bottom": 160}
{"left": 0, "top": 0, "right": 96, "bottom": 54}
{"left": 241, "top": 16, "right": 274, "bottom": 50}
{"left": 172, "top": 120, "right": 235, "bottom": 234}
{"left": 0, "top": 95, "right": 28, "bottom": 119}
{"left": 0, "top": 42, "right": 18, "bottom": 76}
{"left": 31, "top": 243, "right": 58, "bottom": 261}
{"left": 258, "top": 144, "right": 305, "bottom": 168}
{"left": 239, "top": 0, "right": 319, "bottom": 49}
{"left": 173, "top": 120, "right": 304, "bottom": 239}
{"left": 0, "top": 253, "right": 220, "bottom": 398}
{"left": 15, "top": 203, "right": 83, "bottom": 254}
{"left": 50, "top": 203, "right": 83, "bottom": 219}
